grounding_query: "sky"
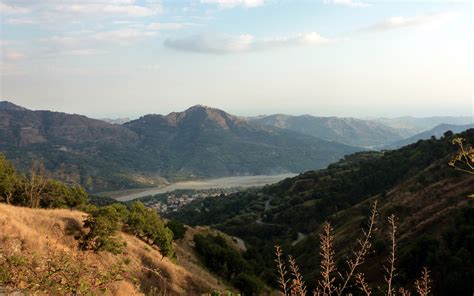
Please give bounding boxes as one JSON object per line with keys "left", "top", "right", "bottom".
{"left": 0, "top": 0, "right": 472, "bottom": 119}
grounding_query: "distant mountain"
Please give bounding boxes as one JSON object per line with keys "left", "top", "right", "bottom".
{"left": 100, "top": 117, "right": 130, "bottom": 125}
{"left": 0, "top": 103, "right": 361, "bottom": 192}
{"left": 248, "top": 114, "right": 404, "bottom": 148}
{"left": 384, "top": 123, "right": 474, "bottom": 149}
{"left": 0, "top": 101, "right": 28, "bottom": 111}
{"left": 124, "top": 105, "right": 361, "bottom": 179}
{"left": 374, "top": 116, "right": 473, "bottom": 137}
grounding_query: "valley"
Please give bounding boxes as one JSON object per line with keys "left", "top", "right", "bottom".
{"left": 109, "top": 173, "right": 296, "bottom": 201}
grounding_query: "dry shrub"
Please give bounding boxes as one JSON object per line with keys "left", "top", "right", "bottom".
{"left": 275, "top": 201, "right": 433, "bottom": 296}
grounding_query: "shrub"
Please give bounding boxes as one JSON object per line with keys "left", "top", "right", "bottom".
{"left": 166, "top": 219, "right": 187, "bottom": 240}
{"left": 81, "top": 204, "right": 128, "bottom": 254}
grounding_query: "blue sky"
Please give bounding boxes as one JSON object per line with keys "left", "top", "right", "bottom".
{"left": 0, "top": 0, "right": 472, "bottom": 119}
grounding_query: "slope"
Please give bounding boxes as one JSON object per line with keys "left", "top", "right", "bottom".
{"left": 249, "top": 114, "right": 404, "bottom": 148}
{"left": 384, "top": 123, "right": 474, "bottom": 149}
{"left": 0, "top": 203, "right": 234, "bottom": 295}
{"left": 169, "top": 128, "right": 474, "bottom": 295}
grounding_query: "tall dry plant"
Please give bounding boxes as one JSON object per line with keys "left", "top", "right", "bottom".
{"left": 449, "top": 137, "right": 474, "bottom": 199}
{"left": 317, "top": 221, "right": 336, "bottom": 296}
{"left": 415, "top": 267, "right": 431, "bottom": 296}
{"left": 336, "top": 200, "right": 377, "bottom": 296}
{"left": 384, "top": 214, "right": 397, "bottom": 296}
{"left": 275, "top": 201, "right": 433, "bottom": 296}
{"left": 275, "top": 245, "right": 290, "bottom": 296}
{"left": 449, "top": 137, "right": 474, "bottom": 175}
{"left": 288, "top": 255, "right": 307, "bottom": 296}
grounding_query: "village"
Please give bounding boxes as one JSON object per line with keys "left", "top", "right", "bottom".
{"left": 139, "top": 188, "right": 239, "bottom": 214}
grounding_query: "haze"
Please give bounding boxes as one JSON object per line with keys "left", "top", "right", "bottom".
{"left": 0, "top": 0, "right": 472, "bottom": 118}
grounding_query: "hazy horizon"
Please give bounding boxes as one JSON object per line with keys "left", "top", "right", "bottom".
{"left": 1, "top": 99, "right": 473, "bottom": 121}
{"left": 1, "top": 0, "right": 473, "bottom": 118}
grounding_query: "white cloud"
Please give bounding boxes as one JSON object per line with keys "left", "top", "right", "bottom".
{"left": 360, "top": 12, "right": 458, "bottom": 32}
{"left": 54, "top": 3, "right": 161, "bottom": 17}
{"left": 164, "top": 32, "right": 331, "bottom": 54}
{"left": 0, "top": 1, "right": 31, "bottom": 15}
{"left": 4, "top": 18, "right": 36, "bottom": 25}
{"left": 1, "top": 50, "right": 27, "bottom": 61}
{"left": 324, "top": 0, "right": 370, "bottom": 8}
{"left": 200, "top": 0, "right": 264, "bottom": 8}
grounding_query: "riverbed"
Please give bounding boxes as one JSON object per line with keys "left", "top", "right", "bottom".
{"left": 112, "top": 173, "right": 297, "bottom": 201}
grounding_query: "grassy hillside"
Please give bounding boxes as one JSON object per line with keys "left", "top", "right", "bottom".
{"left": 0, "top": 203, "right": 235, "bottom": 295}
{"left": 169, "top": 129, "right": 474, "bottom": 295}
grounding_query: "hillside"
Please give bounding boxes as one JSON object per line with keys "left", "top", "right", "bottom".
{"left": 384, "top": 123, "right": 474, "bottom": 149}
{"left": 0, "top": 102, "right": 360, "bottom": 192}
{"left": 124, "top": 105, "right": 360, "bottom": 178}
{"left": 0, "top": 203, "right": 235, "bottom": 295}
{"left": 169, "top": 129, "right": 474, "bottom": 295}
{"left": 375, "top": 116, "right": 473, "bottom": 137}
{"left": 248, "top": 114, "right": 404, "bottom": 148}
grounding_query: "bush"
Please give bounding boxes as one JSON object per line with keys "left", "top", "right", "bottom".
{"left": 166, "top": 219, "right": 187, "bottom": 240}
{"left": 127, "top": 202, "right": 174, "bottom": 257}
{"left": 81, "top": 204, "right": 128, "bottom": 254}
{"left": 232, "top": 272, "right": 264, "bottom": 295}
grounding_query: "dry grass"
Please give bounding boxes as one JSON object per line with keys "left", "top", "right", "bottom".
{"left": 0, "top": 203, "right": 233, "bottom": 295}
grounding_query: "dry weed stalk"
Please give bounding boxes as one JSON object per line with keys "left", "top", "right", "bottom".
{"left": 355, "top": 273, "right": 371, "bottom": 296}
{"left": 274, "top": 201, "right": 433, "bottom": 296}
{"left": 318, "top": 221, "right": 337, "bottom": 296}
{"left": 275, "top": 245, "right": 290, "bottom": 296}
{"left": 288, "top": 255, "right": 307, "bottom": 296}
{"left": 399, "top": 287, "right": 411, "bottom": 296}
{"left": 415, "top": 267, "right": 431, "bottom": 296}
{"left": 449, "top": 137, "right": 474, "bottom": 175}
{"left": 384, "top": 214, "right": 397, "bottom": 296}
{"left": 336, "top": 200, "right": 377, "bottom": 296}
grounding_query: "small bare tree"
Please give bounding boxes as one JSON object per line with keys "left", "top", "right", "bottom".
{"left": 24, "top": 160, "right": 48, "bottom": 208}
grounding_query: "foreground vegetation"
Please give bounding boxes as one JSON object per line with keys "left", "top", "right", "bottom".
{"left": 170, "top": 129, "right": 474, "bottom": 295}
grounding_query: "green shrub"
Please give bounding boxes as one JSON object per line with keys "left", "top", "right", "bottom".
{"left": 166, "top": 219, "right": 187, "bottom": 240}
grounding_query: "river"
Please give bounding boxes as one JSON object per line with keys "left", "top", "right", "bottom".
{"left": 112, "top": 173, "right": 296, "bottom": 201}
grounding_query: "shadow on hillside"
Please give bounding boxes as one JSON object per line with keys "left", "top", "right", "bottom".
{"left": 62, "top": 217, "right": 85, "bottom": 239}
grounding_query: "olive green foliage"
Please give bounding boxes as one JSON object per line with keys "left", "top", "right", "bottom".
{"left": 80, "top": 202, "right": 174, "bottom": 257}
{"left": 127, "top": 202, "right": 174, "bottom": 257}
{"left": 193, "top": 233, "right": 264, "bottom": 295}
{"left": 81, "top": 204, "right": 129, "bottom": 254}
{"left": 0, "top": 154, "right": 89, "bottom": 209}
{"left": 166, "top": 219, "right": 187, "bottom": 240}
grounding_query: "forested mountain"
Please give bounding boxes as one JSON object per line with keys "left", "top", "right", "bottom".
{"left": 169, "top": 129, "right": 474, "bottom": 295}
{"left": 375, "top": 116, "right": 473, "bottom": 137}
{"left": 124, "top": 105, "right": 359, "bottom": 178}
{"left": 249, "top": 114, "right": 404, "bottom": 148}
{"left": 0, "top": 102, "right": 360, "bottom": 192}
{"left": 384, "top": 123, "right": 474, "bottom": 149}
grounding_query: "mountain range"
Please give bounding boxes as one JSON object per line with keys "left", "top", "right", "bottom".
{"left": 249, "top": 114, "right": 405, "bottom": 148}
{"left": 0, "top": 102, "right": 359, "bottom": 192}
{"left": 1, "top": 101, "right": 471, "bottom": 192}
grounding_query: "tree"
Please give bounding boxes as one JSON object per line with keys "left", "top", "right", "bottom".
{"left": 127, "top": 202, "right": 174, "bottom": 257}
{"left": 81, "top": 204, "right": 128, "bottom": 254}
{"left": 0, "top": 154, "right": 19, "bottom": 204}
{"left": 166, "top": 219, "right": 187, "bottom": 240}
{"left": 23, "top": 161, "right": 48, "bottom": 208}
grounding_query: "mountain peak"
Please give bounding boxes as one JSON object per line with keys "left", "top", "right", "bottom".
{"left": 0, "top": 101, "right": 28, "bottom": 111}
{"left": 164, "top": 105, "right": 243, "bottom": 129}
